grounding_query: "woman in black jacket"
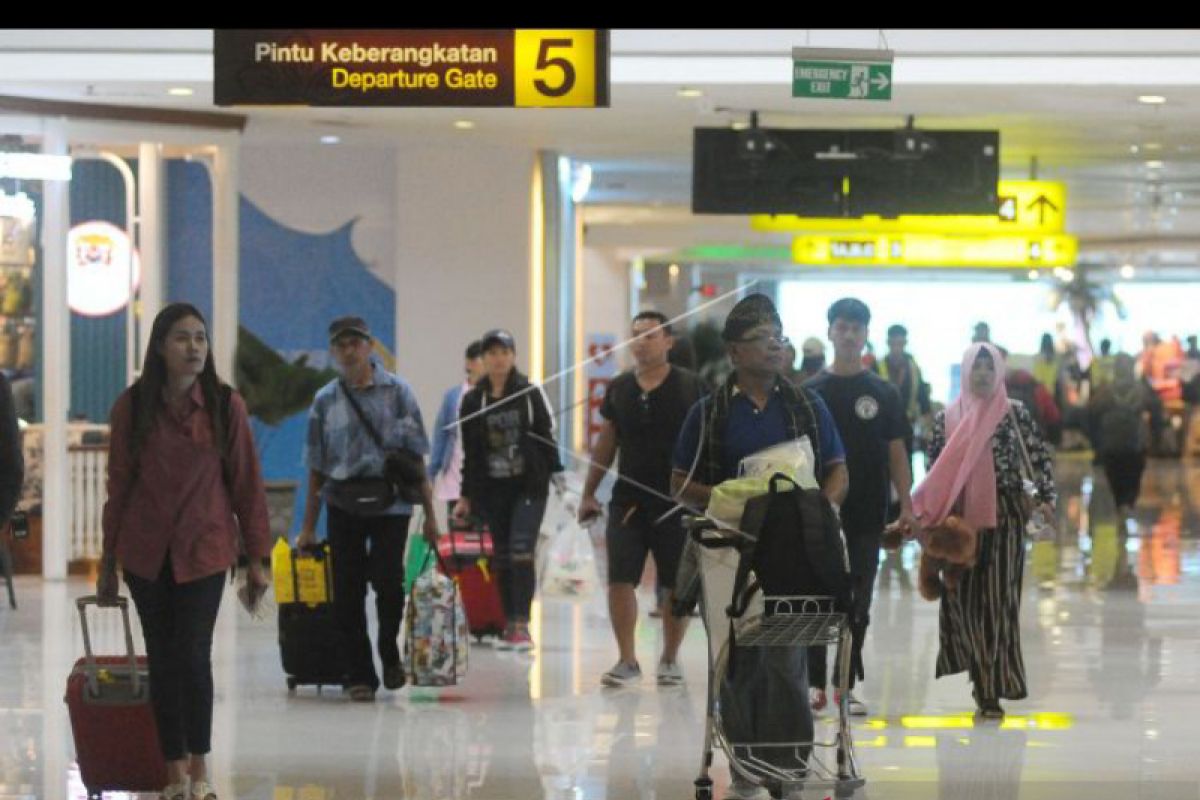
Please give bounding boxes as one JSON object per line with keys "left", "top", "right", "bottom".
{"left": 453, "top": 329, "right": 563, "bottom": 651}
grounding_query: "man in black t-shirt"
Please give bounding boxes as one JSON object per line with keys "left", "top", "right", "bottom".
{"left": 580, "top": 311, "right": 705, "bottom": 688}
{"left": 805, "top": 298, "right": 918, "bottom": 716}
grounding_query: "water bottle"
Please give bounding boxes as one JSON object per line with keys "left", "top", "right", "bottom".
{"left": 1026, "top": 508, "right": 1049, "bottom": 539}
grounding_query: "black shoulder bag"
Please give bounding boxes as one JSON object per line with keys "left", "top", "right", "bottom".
{"left": 330, "top": 381, "right": 426, "bottom": 513}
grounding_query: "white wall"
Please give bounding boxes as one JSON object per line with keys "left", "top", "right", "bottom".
{"left": 582, "top": 246, "right": 632, "bottom": 371}
{"left": 239, "top": 143, "right": 397, "bottom": 278}
{"left": 394, "top": 142, "right": 535, "bottom": 422}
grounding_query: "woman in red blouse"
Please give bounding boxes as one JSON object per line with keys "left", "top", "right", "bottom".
{"left": 97, "top": 303, "right": 270, "bottom": 800}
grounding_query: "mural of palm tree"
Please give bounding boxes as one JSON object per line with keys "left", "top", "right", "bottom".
{"left": 234, "top": 326, "right": 337, "bottom": 539}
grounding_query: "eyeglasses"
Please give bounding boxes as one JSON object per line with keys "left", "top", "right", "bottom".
{"left": 738, "top": 333, "right": 790, "bottom": 347}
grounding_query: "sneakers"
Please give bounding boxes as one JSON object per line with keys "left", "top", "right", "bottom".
{"left": 190, "top": 781, "right": 218, "bottom": 800}
{"left": 348, "top": 684, "right": 376, "bottom": 702}
{"left": 509, "top": 627, "right": 534, "bottom": 652}
{"left": 383, "top": 664, "right": 406, "bottom": 690}
{"left": 656, "top": 660, "right": 684, "bottom": 686}
{"left": 159, "top": 783, "right": 188, "bottom": 800}
{"left": 601, "top": 660, "right": 642, "bottom": 688}
{"left": 496, "top": 624, "right": 534, "bottom": 652}
{"left": 726, "top": 776, "right": 769, "bottom": 799}
{"left": 809, "top": 687, "right": 828, "bottom": 712}
{"left": 835, "top": 690, "right": 868, "bottom": 716}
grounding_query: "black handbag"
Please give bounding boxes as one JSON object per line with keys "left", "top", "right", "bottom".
{"left": 335, "top": 381, "right": 426, "bottom": 507}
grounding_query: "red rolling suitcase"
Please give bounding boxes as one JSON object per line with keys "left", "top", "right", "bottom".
{"left": 438, "top": 524, "right": 506, "bottom": 641}
{"left": 65, "top": 595, "right": 167, "bottom": 800}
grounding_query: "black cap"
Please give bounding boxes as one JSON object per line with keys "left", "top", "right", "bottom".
{"left": 722, "top": 293, "right": 781, "bottom": 342}
{"left": 328, "top": 315, "right": 371, "bottom": 343}
{"left": 480, "top": 328, "right": 517, "bottom": 351}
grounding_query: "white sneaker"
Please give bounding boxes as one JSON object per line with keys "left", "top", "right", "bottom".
{"left": 656, "top": 660, "right": 684, "bottom": 686}
{"left": 601, "top": 660, "right": 642, "bottom": 688}
{"left": 837, "top": 690, "right": 868, "bottom": 716}
{"left": 725, "top": 776, "right": 769, "bottom": 799}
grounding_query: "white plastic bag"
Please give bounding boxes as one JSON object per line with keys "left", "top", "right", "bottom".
{"left": 538, "top": 504, "right": 600, "bottom": 602}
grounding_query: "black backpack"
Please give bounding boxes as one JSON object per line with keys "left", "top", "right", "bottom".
{"left": 1099, "top": 390, "right": 1146, "bottom": 456}
{"left": 732, "top": 473, "right": 852, "bottom": 615}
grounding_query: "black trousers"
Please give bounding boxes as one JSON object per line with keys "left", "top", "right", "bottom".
{"left": 125, "top": 559, "right": 225, "bottom": 761}
{"left": 326, "top": 506, "right": 409, "bottom": 690}
{"left": 1103, "top": 452, "right": 1147, "bottom": 509}
{"left": 479, "top": 481, "right": 546, "bottom": 623}
{"left": 808, "top": 553, "right": 879, "bottom": 691}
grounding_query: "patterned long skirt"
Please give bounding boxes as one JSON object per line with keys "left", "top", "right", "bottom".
{"left": 935, "top": 491, "right": 1028, "bottom": 701}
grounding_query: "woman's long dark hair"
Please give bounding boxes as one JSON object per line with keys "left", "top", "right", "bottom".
{"left": 130, "top": 303, "right": 228, "bottom": 465}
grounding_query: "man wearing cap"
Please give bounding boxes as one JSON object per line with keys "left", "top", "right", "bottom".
{"left": 454, "top": 328, "right": 563, "bottom": 651}
{"left": 798, "top": 337, "right": 827, "bottom": 383}
{"left": 671, "top": 293, "right": 848, "bottom": 799}
{"left": 297, "top": 316, "right": 440, "bottom": 702}
{"left": 875, "top": 324, "right": 926, "bottom": 459}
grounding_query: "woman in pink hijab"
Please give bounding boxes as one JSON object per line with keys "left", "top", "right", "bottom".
{"left": 913, "top": 343, "right": 1056, "bottom": 718}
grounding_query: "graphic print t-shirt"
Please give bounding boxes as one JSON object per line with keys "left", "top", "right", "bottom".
{"left": 485, "top": 405, "right": 526, "bottom": 479}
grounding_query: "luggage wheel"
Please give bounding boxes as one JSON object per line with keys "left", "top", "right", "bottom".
{"left": 694, "top": 777, "right": 713, "bottom": 800}
{"left": 287, "top": 677, "right": 298, "bottom": 692}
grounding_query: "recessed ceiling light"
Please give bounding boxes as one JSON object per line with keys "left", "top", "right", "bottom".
{"left": 1028, "top": 269, "right": 1040, "bottom": 280}
{"left": 731, "top": 121, "right": 750, "bottom": 131}
{"left": 1145, "top": 160, "right": 1164, "bottom": 169}
{"left": 453, "top": 120, "right": 475, "bottom": 130}
{"left": 677, "top": 87, "right": 704, "bottom": 98}
{"left": 167, "top": 87, "right": 194, "bottom": 97}
{"left": 1120, "top": 264, "right": 1136, "bottom": 279}
{"left": 320, "top": 135, "right": 340, "bottom": 145}
{"left": 1130, "top": 145, "right": 1140, "bottom": 154}
{"left": 1138, "top": 95, "right": 1167, "bottom": 105}
{"left": 1143, "top": 142, "right": 1163, "bottom": 151}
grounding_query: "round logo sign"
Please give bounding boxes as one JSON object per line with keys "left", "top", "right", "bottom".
{"left": 855, "top": 395, "right": 880, "bottom": 421}
{"left": 67, "top": 221, "right": 141, "bottom": 317}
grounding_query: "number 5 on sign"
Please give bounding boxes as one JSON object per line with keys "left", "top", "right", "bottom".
{"left": 515, "top": 30, "right": 598, "bottom": 107}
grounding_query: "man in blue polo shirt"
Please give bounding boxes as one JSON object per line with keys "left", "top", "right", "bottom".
{"left": 671, "top": 293, "right": 848, "bottom": 800}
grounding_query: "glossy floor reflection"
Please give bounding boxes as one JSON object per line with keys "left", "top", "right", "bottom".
{"left": 3, "top": 457, "right": 1200, "bottom": 799}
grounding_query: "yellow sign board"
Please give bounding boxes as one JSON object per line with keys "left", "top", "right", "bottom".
{"left": 514, "top": 30, "right": 600, "bottom": 107}
{"left": 792, "top": 232, "right": 1077, "bottom": 268}
{"left": 755, "top": 180, "right": 1066, "bottom": 235}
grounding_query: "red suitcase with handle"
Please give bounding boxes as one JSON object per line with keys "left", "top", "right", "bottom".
{"left": 65, "top": 595, "right": 167, "bottom": 800}
{"left": 438, "top": 524, "right": 507, "bottom": 641}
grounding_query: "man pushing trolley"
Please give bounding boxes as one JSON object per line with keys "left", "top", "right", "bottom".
{"left": 670, "top": 295, "right": 864, "bottom": 800}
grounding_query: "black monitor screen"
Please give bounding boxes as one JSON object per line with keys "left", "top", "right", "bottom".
{"left": 692, "top": 128, "right": 999, "bottom": 217}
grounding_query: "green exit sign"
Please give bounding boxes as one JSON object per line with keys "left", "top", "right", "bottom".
{"left": 792, "top": 48, "right": 894, "bottom": 101}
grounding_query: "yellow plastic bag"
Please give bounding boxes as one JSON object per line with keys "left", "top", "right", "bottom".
{"left": 271, "top": 536, "right": 333, "bottom": 606}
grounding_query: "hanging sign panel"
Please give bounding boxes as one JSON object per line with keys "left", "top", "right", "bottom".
{"left": 792, "top": 232, "right": 1078, "bottom": 268}
{"left": 753, "top": 180, "right": 1067, "bottom": 235}
{"left": 214, "top": 29, "right": 609, "bottom": 108}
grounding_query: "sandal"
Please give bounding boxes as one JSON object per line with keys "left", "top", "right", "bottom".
{"left": 159, "top": 782, "right": 188, "bottom": 800}
{"left": 190, "top": 781, "right": 218, "bottom": 800}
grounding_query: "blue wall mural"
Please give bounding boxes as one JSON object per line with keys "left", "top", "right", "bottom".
{"left": 165, "top": 161, "right": 397, "bottom": 534}
{"left": 69, "top": 160, "right": 133, "bottom": 423}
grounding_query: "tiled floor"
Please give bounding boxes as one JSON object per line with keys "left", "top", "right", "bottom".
{"left": 2, "top": 456, "right": 1200, "bottom": 799}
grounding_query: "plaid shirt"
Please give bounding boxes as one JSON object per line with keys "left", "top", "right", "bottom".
{"left": 303, "top": 364, "right": 430, "bottom": 515}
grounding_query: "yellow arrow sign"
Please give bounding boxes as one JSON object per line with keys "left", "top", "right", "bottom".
{"left": 755, "top": 180, "right": 1066, "bottom": 235}
{"left": 793, "top": 232, "right": 1077, "bottom": 268}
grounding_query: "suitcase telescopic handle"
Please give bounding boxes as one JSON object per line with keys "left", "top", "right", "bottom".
{"left": 76, "top": 595, "right": 143, "bottom": 700}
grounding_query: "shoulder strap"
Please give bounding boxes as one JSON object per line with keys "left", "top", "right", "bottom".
{"left": 1007, "top": 402, "right": 1036, "bottom": 482}
{"left": 340, "top": 380, "right": 386, "bottom": 452}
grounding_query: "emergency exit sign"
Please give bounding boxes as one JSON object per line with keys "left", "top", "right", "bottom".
{"left": 792, "top": 48, "right": 893, "bottom": 101}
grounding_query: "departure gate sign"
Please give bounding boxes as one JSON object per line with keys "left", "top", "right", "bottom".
{"left": 214, "top": 30, "right": 609, "bottom": 107}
